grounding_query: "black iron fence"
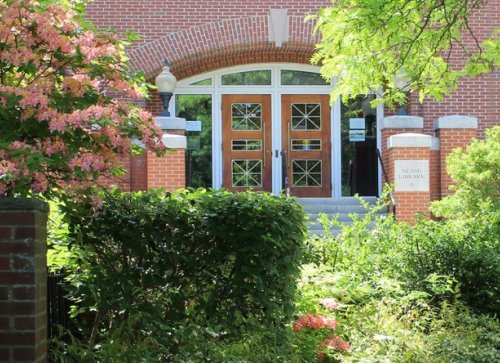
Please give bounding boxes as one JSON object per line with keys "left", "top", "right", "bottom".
{"left": 47, "top": 269, "right": 70, "bottom": 340}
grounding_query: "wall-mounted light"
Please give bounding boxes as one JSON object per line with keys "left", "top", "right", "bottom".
{"left": 155, "top": 59, "right": 177, "bottom": 117}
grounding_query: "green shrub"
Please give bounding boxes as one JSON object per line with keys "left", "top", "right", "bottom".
{"left": 309, "top": 199, "right": 499, "bottom": 314}
{"left": 59, "top": 188, "right": 306, "bottom": 359}
{"left": 399, "top": 219, "right": 499, "bottom": 314}
{"left": 431, "top": 126, "right": 500, "bottom": 222}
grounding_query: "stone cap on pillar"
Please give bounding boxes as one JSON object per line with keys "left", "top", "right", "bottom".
{"left": 382, "top": 115, "right": 423, "bottom": 129}
{"left": 162, "top": 133, "right": 186, "bottom": 149}
{"left": 155, "top": 116, "right": 187, "bottom": 149}
{"left": 387, "top": 133, "right": 432, "bottom": 148}
{"left": 434, "top": 115, "right": 478, "bottom": 130}
{"left": 0, "top": 198, "right": 49, "bottom": 212}
{"left": 156, "top": 116, "right": 187, "bottom": 130}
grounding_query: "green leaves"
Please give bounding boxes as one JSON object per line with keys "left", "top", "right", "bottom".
{"left": 59, "top": 189, "right": 306, "bottom": 358}
{"left": 311, "top": 0, "right": 498, "bottom": 108}
{"left": 431, "top": 126, "right": 500, "bottom": 222}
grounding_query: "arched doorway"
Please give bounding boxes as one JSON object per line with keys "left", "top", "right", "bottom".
{"left": 173, "top": 63, "right": 382, "bottom": 198}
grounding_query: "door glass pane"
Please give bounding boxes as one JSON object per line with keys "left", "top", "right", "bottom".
{"left": 291, "top": 103, "right": 321, "bottom": 130}
{"left": 221, "top": 70, "right": 271, "bottom": 85}
{"left": 175, "top": 94, "right": 212, "bottom": 188}
{"left": 232, "top": 140, "right": 262, "bottom": 151}
{"left": 292, "top": 160, "right": 322, "bottom": 187}
{"left": 281, "top": 70, "right": 329, "bottom": 86}
{"left": 291, "top": 139, "right": 321, "bottom": 151}
{"left": 232, "top": 103, "right": 262, "bottom": 130}
{"left": 232, "top": 160, "right": 262, "bottom": 187}
{"left": 341, "top": 95, "right": 378, "bottom": 196}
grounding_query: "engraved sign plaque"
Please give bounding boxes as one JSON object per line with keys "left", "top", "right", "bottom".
{"left": 394, "top": 160, "right": 429, "bottom": 192}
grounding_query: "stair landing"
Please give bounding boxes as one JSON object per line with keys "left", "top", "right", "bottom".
{"left": 298, "top": 197, "right": 388, "bottom": 235}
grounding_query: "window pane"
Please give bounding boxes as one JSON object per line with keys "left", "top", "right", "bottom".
{"left": 291, "top": 103, "right": 321, "bottom": 130}
{"left": 281, "top": 70, "right": 329, "bottom": 86}
{"left": 232, "top": 103, "right": 262, "bottom": 130}
{"left": 232, "top": 140, "right": 262, "bottom": 151}
{"left": 190, "top": 78, "right": 212, "bottom": 86}
{"left": 341, "top": 95, "right": 378, "bottom": 196}
{"left": 232, "top": 160, "right": 262, "bottom": 187}
{"left": 175, "top": 94, "right": 212, "bottom": 188}
{"left": 221, "top": 70, "right": 272, "bottom": 85}
{"left": 292, "top": 160, "right": 322, "bottom": 187}
{"left": 291, "top": 139, "right": 322, "bottom": 151}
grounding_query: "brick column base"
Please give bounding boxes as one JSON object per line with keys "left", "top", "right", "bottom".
{"left": 387, "top": 134, "right": 432, "bottom": 223}
{"left": 0, "top": 198, "right": 48, "bottom": 362}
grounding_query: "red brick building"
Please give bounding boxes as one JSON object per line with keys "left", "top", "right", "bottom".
{"left": 86, "top": 0, "right": 499, "bottom": 221}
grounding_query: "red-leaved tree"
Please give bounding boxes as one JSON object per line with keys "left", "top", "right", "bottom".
{"left": 0, "top": 0, "right": 165, "bottom": 198}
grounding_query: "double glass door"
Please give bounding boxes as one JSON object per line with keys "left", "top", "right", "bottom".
{"left": 221, "top": 94, "right": 331, "bottom": 197}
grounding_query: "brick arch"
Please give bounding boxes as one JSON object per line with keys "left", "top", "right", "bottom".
{"left": 128, "top": 15, "right": 320, "bottom": 80}
{"left": 171, "top": 42, "right": 315, "bottom": 81}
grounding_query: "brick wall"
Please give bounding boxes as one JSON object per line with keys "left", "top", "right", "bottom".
{"left": 406, "top": 0, "right": 499, "bottom": 137}
{"left": 83, "top": 1, "right": 498, "bottom": 207}
{"left": 86, "top": 0, "right": 328, "bottom": 79}
{"left": 86, "top": 0, "right": 330, "bottom": 48}
{"left": 0, "top": 199, "right": 48, "bottom": 363}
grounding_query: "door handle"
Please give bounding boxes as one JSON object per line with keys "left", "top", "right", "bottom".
{"left": 263, "top": 123, "right": 266, "bottom": 167}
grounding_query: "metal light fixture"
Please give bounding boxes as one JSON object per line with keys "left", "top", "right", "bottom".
{"left": 155, "top": 59, "right": 177, "bottom": 117}
{"left": 394, "top": 72, "right": 410, "bottom": 116}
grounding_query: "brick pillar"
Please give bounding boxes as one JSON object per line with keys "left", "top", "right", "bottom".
{"left": 386, "top": 133, "right": 432, "bottom": 223}
{"left": 430, "top": 137, "right": 441, "bottom": 202}
{"left": 147, "top": 116, "right": 187, "bottom": 191}
{"left": 434, "top": 115, "right": 478, "bottom": 198}
{"left": 130, "top": 152, "right": 148, "bottom": 191}
{"left": 0, "top": 199, "right": 48, "bottom": 362}
{"left": 381, "top": 115, "right": 424, "bottom": 179}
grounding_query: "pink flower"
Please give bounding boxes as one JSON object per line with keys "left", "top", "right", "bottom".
{"left": 318, "top": 335, "right": 351, "bottom": 353}
{"left": 31, "top": 172, "right": 49, "bottom": 193}
{"left": 319, "top": 298, "right": 339, "bottom": 311}
{"left": 91, "top": 195, "right": 104, "bottom": 210}
{"left": 293, "top": 314, "right": 337, "bottom": 332}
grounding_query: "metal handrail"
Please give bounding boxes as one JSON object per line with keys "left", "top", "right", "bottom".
{"left": 281, "top": 149, "right": 290, "bottom": 197}
{"left": 376, "top": 148, "right": 396, "bottom": 214}
{"left": 346, "top": 159, "right": 353, "bottom": 196}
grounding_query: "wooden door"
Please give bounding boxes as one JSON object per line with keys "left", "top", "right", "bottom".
{"left": 222, "top": 95, "right": 272, "bottom": 192}
{"left": 281, "top": 95, "right": 331, "bottom": 197}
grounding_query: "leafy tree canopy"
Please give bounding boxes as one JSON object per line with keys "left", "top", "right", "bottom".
{"left": 0, "top": 0, "right": 164, "bottom": 198}
{"left": 311, "top": 0, "right": 500, "bottom": 108}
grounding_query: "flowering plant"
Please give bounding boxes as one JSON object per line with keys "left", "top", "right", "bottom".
{"left": 292, "top": 299, "right": 350, "bottom": 362}
{"left": 0, "top": 0, "right": 165, "bottom": 197}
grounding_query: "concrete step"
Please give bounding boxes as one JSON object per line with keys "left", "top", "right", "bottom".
{"left": 298, "top": 197, "right": 388, "bottom": 236}
{"left": 299, "top": 197, "right": 379, "bottom": 206}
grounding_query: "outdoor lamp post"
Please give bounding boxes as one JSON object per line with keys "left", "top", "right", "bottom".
{"left": 155, "top": 59, "right": 177, "bottom": 117}
{"left": 394, "top": 73, "right": 410, "bottom": 116}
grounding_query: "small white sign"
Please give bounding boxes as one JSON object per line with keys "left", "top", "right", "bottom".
{"left": 394, "top": 160, "right": 429, "bottom": 192}
{"left": 349, "top": 118, "right": 365, "bottom": 130}
{"left": 349, "top": 130, "right": 365, "bottom": 142}
{"left": 186, "top": 120, "right": 202, "bottom": 132}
